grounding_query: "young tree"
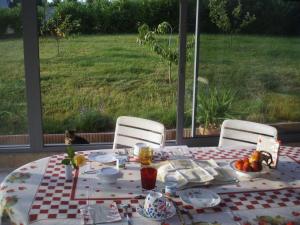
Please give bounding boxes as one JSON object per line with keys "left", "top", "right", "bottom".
{"left": 41, "top": 13, "right": 80, "bottom": 55}
{"left": 137, "top": 22, "right": 193, "bottom": 84}
{"left": 208, "top": 0, "right": 256, "bottom": 46}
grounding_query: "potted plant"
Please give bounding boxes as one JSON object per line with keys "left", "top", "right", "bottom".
{"left": 61, "top": 146, "right": 86, "bottom": 181}
{"left": 197, "top": 87, "right": 236, "bottom": 135}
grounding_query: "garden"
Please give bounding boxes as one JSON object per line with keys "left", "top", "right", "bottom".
{"left": 0, "top": 0, "right": 299, "bottom": 136}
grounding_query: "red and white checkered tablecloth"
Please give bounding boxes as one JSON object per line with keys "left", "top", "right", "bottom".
{"left": 1, "top": 146, "right": 300, "bottom": 225}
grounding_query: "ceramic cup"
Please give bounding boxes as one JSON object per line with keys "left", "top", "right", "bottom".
{"left": 97, "top": 167, "right": 122, "bottom": 184}
{"left": 143, "top": 191, "right": 169, "bottom": 219}
{"left": 133, "top": 143, "right": 147, "bottom": 158}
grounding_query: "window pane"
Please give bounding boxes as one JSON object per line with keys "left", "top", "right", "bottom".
{"left": 185, "top": 0, "right": 300, "bottom": 138}
{"left": 0, "top": 4, "right": 29, "bottom": 146}
{"left": 39, "top": 0, "right": 179, "bottom": 145}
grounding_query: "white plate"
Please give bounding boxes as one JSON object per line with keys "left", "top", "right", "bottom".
{"left": 88, "top": 152, "right": 116, "bottom": 164}
{"left": 229, "top": 160, "right": 268, "bottom": 178}
{"left": 178, "top": 188, "right": 221, "bottom": 208}
{"left": 136, "top": 200, "right": 176, "bottom": 221}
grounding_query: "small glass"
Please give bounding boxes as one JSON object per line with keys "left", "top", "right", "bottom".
{"left": 139, "top": 146, "right": 153, "bottom": 165}
{"left": 140, "top": 166, "right": 157, "bottom": 190}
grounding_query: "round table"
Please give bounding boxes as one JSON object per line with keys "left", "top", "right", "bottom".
{"left": 1, "top": 146, "right": 300, "bottom": 225}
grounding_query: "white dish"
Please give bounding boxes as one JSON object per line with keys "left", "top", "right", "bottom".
{"left": 178, "top": 188, "right": 221, "bottom": 208}
{"left": 229, "top": 160, "right": 268, "bottom": 178}
{"left": 88, "top": 152, "right": 116, "bottom": 164}
{"left": 136, "top": 200, "right": 176, "bottom": 221}
{"left": 96, "top": 167, "right": 121, "bottom": 184}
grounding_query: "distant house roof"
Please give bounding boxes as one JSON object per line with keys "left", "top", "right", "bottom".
{"left": 0, "top": 0, "right": 9, "bottom": 8}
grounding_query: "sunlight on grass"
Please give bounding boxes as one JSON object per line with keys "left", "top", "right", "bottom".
{"left": 0, "top": 34, "right": 299, "bottom": 134}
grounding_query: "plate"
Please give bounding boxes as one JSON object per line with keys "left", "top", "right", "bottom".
{"left": 136, "top": 200, "right": 176, "bottom": 221}
{"left": 178, "top": 188, "right": 221, "bottom": 208}
{"left": 229, "top": 160, "right": 268, "bottom": 178}
{"left": 88, "top": 152, "right": 116, "bottom": 164}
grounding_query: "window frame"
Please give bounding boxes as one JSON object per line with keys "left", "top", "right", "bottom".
{"left": 0, "top": 0, "right": 298, "bottom": 153}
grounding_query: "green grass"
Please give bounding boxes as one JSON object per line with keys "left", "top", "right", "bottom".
{"left": 0, "top": 34, "right": 299, "bottom": 134}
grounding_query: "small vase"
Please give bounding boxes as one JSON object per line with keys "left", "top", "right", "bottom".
{"left": 65, "top": 164, "right": 73, "bottom": 181}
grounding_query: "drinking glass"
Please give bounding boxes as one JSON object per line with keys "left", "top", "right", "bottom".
{"left": 139, "top": 147, "right": 153, "bottom": 165}
{"left": 140, "top": 166, "right": 157, "bottom": 190}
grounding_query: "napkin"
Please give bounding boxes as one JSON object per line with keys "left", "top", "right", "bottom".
{"left": 157, "top": 162, "right": 188, "bottom": 187}
{"left": 178, "top": 167, "right": 214, "bottom": 183}
{"left": 157, "top": 159, "right": 215, "bottom": 187}
{"left": 80, "top": 202, "right": 121, "bottom": 225}
{"left": 190, "top": 159, "right": 219, "bottom": 177}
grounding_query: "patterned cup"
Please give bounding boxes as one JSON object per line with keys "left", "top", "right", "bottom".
{"left": 143, "top": 191, "right": 169, "bottom": 219}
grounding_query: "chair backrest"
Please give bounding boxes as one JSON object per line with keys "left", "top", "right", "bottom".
{"left": 113, "top": 116, "right": 165, "bottom": 149}
{"left": 218, "top": 119, "right": 278, "bottom": 147}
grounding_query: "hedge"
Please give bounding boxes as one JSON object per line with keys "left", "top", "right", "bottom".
{"left": 0, "top": 0, "right": 299, "bottom": 36}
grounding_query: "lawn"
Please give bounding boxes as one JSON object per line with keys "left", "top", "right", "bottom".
{"left": 0, "top": 34, "right": 299, "bottom": 135}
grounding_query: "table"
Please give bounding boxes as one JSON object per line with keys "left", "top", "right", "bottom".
{"left": 1, "top": 146, "right": 300, "bottom": 225}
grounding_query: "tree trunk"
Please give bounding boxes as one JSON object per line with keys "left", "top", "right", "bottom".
{"left": 56, "top": 38, "right": 60, "bottom": 55}
{"left": 168, "top": 61, "right": 172, "bottom": 84}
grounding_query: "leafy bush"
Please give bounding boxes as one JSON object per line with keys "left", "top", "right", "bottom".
{"left": 0, "top": 6, "right": 22, "bottom": 36}
{"left": 197, "top": 87, "right": 236, "bottom": 130}
{"left": 44, "top": 0, "right": 300, "bottom": 35}
{"left": 7, "top": 6, "right": 22, "bottom": 34}
{"left": 0, "top": 9, "right": 9, "bottom": 35}
{"left": 43, "top": 110, "right": 114, "bottom": 133}
{"left": 73, "top": 110, "right": 114, "bottom": 132}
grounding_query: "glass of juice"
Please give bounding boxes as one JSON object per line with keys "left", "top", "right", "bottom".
{"left": 140, "top": 166, "right": 157, "bottom": 190}
{"left": 139, "top": 146, "right": 153, "bottom": 165}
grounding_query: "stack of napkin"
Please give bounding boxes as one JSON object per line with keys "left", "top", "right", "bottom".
{"left": 80, "top": 202, "right": 121, "bottom": 225}
{"left": 157, "top": 159, "right": 215, "bottom": 188}
{"left": 158, "top": 159, "right": 239, "bottom": 188}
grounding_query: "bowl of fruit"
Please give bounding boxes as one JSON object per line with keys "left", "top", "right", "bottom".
{"left": 230, "top": 150, "right": 272, "bottom": 178}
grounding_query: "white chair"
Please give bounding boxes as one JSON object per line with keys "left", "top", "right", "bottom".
{"left": 218, "top": 119, "right": 278, "bottom": 147}
{"left": 113, "top": 116, "right": 165, "bottom": 149}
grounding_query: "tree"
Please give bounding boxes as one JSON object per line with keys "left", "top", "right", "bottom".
{"left": 137, "top": 22, "right": 193, "bottom": 84}
{"left": 208, "top": 0, "right": 256, "bottom": 46}
{"left": 41, "top": 13, "right": 80, "bottom": 55}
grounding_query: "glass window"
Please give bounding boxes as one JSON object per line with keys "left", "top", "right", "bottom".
{"left": 38, "top": 0, "right": 179, "bottom": 145}
{"left": 0, "top": 3, "right": 29, "bottom": 146}
{"left": 184, "top": 0, "right": 300, "bottom": 139}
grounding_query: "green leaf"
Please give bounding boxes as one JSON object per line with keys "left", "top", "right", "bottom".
{"left": 66, "top": 146, "right": 75, "bottom": 158}
{"left": 71, "top": 158, "right": 78, "bottom": 169}
{"left": 61, "top": 158, "right": 71, "bottom": 165}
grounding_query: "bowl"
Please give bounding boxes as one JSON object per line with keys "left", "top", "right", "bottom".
{"left": 97, "top": 167, "right": 122, "bottom": 184}
{"left": 230, "top": 160, "right": 268, "bottom": 178}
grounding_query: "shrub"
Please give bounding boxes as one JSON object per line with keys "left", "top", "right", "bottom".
{"left": 0, "top": 6, "right": 22, "bottom": 36}
{"left": 0, "top": 8, "right": 9, "bottom": 35}
{"left": 197, "top": 87, "right": 236, "bottom": 130}
{"left": 7, "top": 5, "right": 22, "bottom": 34}
{"left": 39, "top": 0, "right": 300, "bottom": 36}
{"left": 73, "top": 110, "right": 114, "bottom": 132}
